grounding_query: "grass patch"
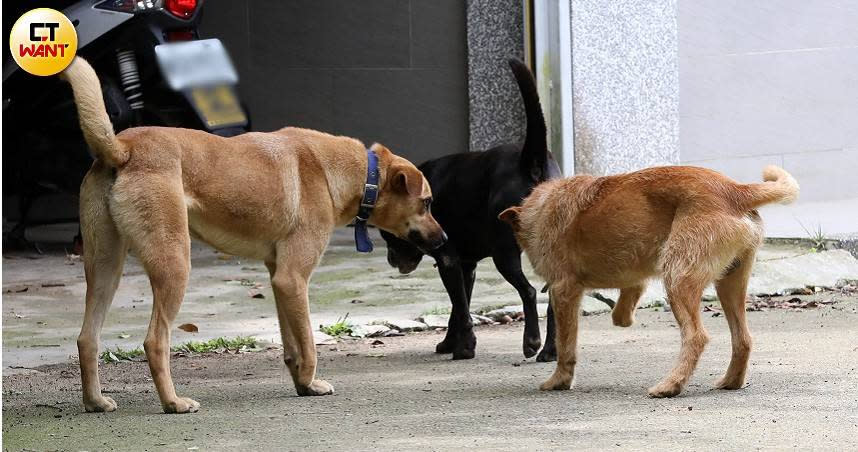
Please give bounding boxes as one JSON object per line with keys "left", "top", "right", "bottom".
{"left": 100, "top": 347, "right": 145, "bottom": 363}
{"left": 100, "top": 336, "right": 259, "bottom": 363}
{"left": 421, "top": 305, "right": 451, "bottom": 316}
{"left": 173, "top": 336, "right": 258, "bottom": 354}
{"left": 320, "top": 314, "right": 353, "bottom": 337}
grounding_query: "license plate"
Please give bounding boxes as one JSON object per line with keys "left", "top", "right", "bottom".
{"left": 188, "top": 85, "right": 247, "bottom": 129}
{"left": 155, "top": 39, "right": 238, "bottom": 91}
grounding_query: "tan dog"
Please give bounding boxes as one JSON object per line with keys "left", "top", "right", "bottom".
{"left": 499, "top": 165, "right": 798, "bottom": 397}
{"left": 61, "top": 57, "right": 445, "bottom": 413}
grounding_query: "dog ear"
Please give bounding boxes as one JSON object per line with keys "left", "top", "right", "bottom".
{"left": 391, "top": 164, "right": 423, "bottom": 197}
{"left": 498, "top": 207, "right": 521, "bottom": 227}
{"left": 370, "top": 142, "right": 392, "bottom": 159}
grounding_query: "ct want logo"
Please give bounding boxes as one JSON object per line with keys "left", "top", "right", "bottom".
{"left": 9, "top": 8, "right": 78, "bottom": 76}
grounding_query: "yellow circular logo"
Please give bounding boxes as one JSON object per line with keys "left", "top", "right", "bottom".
{"left": 9, "top": 8, "right": 78, "bottom": 76}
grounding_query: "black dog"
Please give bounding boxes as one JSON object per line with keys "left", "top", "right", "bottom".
{"left": 381, "top": 59, "right": 561, "bottom": 361}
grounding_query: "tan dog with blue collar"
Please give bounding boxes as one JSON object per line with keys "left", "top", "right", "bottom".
{"left": 61, "top": 57, "right": 446, "bottom": 413}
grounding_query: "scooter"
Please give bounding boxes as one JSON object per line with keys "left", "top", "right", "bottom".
{"left": 2, "top": 0, "right": 249, "bottom": 251}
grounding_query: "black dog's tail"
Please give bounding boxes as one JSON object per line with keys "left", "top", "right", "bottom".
{"left": 508, "top": 58, "right": 548, "bottom": 180}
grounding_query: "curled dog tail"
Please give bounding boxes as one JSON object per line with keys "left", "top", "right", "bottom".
{"left": 738, "top": 165, "right": 799, "bottom": 210}
{"left": 59, "top": 57, "right": 129, "bottom": 167}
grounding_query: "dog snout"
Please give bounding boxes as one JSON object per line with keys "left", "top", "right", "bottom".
{"left": 425, "top": 229, "right": 447, "bottom": 250}
{"left": 386, "top": 250, "right": 398, "bottom": 268}
{"left": 437, "top": 230, "right": 449, "bottom": 248}
{"left": 406, "top": 228, "right": 445, "bottom": 251}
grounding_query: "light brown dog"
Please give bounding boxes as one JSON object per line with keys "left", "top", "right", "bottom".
{"left": 499, "top": 165, "right": 798, "bottom": 397}
{"left": 61, "top": 57, "right": 445, "bottom": 413}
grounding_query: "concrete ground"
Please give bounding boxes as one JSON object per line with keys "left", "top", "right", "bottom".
{"left": 4, "top": 226, "right": 858, "bottom": 374}
{"left": 3, "top": 302, "right": 858, "bottom": 451}
{"left": 3, "top": 226, "right": 858, "bottom": 450}
{"left": 3, "top": 226, "right": 555, "bottom": 372}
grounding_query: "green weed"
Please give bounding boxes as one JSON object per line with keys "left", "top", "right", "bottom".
{"left": 100, "top": 347, "right": 145, "bottom": 363}
{"left": 320, "top": 314, "right": 353, "bottom": 337}
{"left": 173, "top": 336, "right": 258, "bottom": 354}
{"left": 798, "top": 221, "right": 827, "bottom": 252}
{"left": 100, "top": 336, "right": 259, "bottom": 363}
{"left": 421, "top": 305, "right": 452, "bottom": 316}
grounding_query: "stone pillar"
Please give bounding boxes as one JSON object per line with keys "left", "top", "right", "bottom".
{"left": 466, "top": 0, "right": 525, "bottom": 152}
{"left": 570, "top": 0, "right": 679, "bottom": 175}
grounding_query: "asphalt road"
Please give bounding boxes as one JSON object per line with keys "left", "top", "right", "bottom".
{"left": 4, "top": 303, "right": 858, "bottom": 451}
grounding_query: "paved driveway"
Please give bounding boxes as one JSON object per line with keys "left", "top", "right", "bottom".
{"left": 4, "top": 303, "right": 858, "bottom": 450}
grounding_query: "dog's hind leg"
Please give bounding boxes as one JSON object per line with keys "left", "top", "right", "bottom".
{"left": 435, "top": 256, "right": 477, "bottom": 360}
{"left": 612, "top": 284, "right": 646, "bottom": 327}
{"left": 140, "top": 243, "right": 195, "bottom": 413}
{"left": 463, "top": 260, "right": 477, "bottom": 303}
{"left": 493, "top": 253, "right": 541, "bottom": 358}
{"left": 269, "top": 232, "right": 334, "bottom": 396}
{"left": 78, "top": 166, "right": 127, "bottom": 412}
{"left": 540, "top": 281, "right": 583, "bottom": 390}
{"left": 649, "top": 276, "right": 709, "bottom": 398}
{"left": 114, "top": 178, "right": 197, "bottom": 413}
{"left": 713, "top": 251, "right": 755, "bottom": 390}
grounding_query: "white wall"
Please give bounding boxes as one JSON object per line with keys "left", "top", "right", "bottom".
{"left": 570, "top": 0, "right": 680, "bottom": 176}
{"left": 679, "top": 0, "right": 858, "bottom": 236}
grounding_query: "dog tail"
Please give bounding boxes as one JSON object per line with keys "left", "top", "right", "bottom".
{"left": 59, "top": 57, "right": 129, "bottom": 167}
{"left": 738, "top": 166, "right": 799, "bottom": 210}
{"left": 508, "top": 58, "right": 548, "bottom": 179}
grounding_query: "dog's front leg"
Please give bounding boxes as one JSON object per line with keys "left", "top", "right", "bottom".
{"left": 540, "top": 282, "right": 583, "bottom": 391}
{"left": 268, "top": 242, "right": 333, "bottom": 396}
{"left": 435, "top": 257, "right": 477, "bottom": 359}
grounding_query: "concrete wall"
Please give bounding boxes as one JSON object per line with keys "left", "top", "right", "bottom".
{"left": 679, "top": 1, "right": 858, "bottom": 235}
{"left": 570, "top": 0, "right": 680, "bottom": 176}
{"left": 200, "top": 0, "right": 469, "bottom": 165}
{"left": 465, "top": 0, "right": 526, "bottom": 152}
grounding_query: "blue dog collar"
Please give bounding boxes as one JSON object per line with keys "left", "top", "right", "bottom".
{"left": 354, "top": 149, "right": 379, "bottom": 253}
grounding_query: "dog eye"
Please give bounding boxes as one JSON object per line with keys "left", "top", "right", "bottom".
{"left": 423, "top": 198, "right": 432, "bottom": 209}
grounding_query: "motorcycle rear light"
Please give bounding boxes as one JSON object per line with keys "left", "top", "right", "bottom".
{"left": 166, "top": 30, "right": 196, "bottom": 41}
{"left": 165, "top": 0, "right": 197, "bottom": 18}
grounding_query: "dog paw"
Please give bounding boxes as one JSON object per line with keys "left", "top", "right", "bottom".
{"left": 647, "top": 381, "right": 682, "bottom": 398}
{"left": 450, "top": 331, "right": 476, "bottom": 360}
{"left": 522, "top": 334, "right": 542, "bottom": 359}
{"left": 296, "top": 379, "right": 334, "bottom": 396}
{"left": 163, "top": 397, "right": 200, "bottom": 414}
{"left": 535, "top": 347, "right": 557, "bottom": 362}
{"left": 611, "top": 312, "right": 634, "bottom": 327}
{"left": 84, "top": 395, "right": 117, "bottom": 413}
{"left": 539, "top": 375, "right": 572, "bottom": 391}
{"left": 714, "top": 375, "right": 745, "bottom": 390}
{"left": 435, "top": 338, "right": 455, "bottom": 354}
{"left": 452, "top": 347, "right": 475, "bottom": 360}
